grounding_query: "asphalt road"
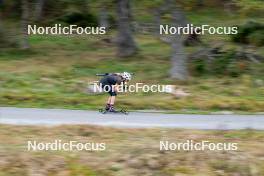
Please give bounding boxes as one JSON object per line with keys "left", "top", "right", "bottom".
{"left": 0, "top": 107, "right": 264, "bottom": 130}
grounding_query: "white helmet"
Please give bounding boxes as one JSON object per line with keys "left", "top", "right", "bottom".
{"left": 122, "top": 72, "right": 132, "bottom": 81}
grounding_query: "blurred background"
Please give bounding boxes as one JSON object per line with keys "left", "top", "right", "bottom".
{"left": 0, "top": 0, "right": 263, "bottom": 112}
{"left": 0, "top": 0, "right": 264, "bottom": 175}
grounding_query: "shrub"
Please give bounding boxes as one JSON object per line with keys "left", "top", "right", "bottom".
{"left": 58, "top": 11, "right": 98, "bottom": 27}
{"left": 232, "top": 21, "right": 264, "bottom": 46}
{"left": 0, "top": 30, "right": 18, "bottom": 48}
{"left": 189, "top": 50, "right": 250, "bottom": 77}
{"left": 247, "top": 30, "right": 264, "bottom": 46}
{"left": 189, "top": 58, "right": 208, "bottom": 76}
{"left": 210, "top": 51, "right": 235, "bottom": 75}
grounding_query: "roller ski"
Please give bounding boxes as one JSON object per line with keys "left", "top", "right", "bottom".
{"left": 99, "top": 108, "right": 128, "bottom": 115}
{"left": 99, "top": 105, "right": 128, "bottom": 115}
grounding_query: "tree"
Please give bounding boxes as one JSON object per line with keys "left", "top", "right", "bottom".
{"left": 196, "top": 0, "right": 204, "bottom": 7}
{"left": 21, "top": 0, "right": 30, "bottom": 49}
{"left": 0, "top": 0, "right": 5, "bottom": 48}
{"left": 34, "top": 0, "right": 45, "bottom": 21}
{"left": 170, "top": 7, "right": 189, "bottom": 80}
{"left": 0, "top": 0, "right": 12, "bottom": 48}
{"left": 99, "top": 5, "right": 109, "bottom": 29}
{"left": 116, "top": 0, "right": 137, "bottom": 57}
{"left": 155, "top": 0, "right": 189, "bottom": 80}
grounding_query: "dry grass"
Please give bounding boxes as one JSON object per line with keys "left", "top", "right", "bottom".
{"left": 0, "top": 125, "right": 264, "bottom": 176}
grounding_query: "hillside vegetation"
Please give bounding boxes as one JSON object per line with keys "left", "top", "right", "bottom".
{"left": 0, "top": 0, "right": 264, "bottom": 112}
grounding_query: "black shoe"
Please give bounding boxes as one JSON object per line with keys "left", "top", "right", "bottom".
{"left": 105, "top": 104, "right": 110, "bottom": 111}
{"left": 108, "top": 105, "right": 117, "bottom": 112}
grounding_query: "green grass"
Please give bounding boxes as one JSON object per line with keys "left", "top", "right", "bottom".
{"left": 0, "top": 33, "right": 263, "bottom": 112}
{"left": 1, "top": 8, "right": 264, "bottom": 113}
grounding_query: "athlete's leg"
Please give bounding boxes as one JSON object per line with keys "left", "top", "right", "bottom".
{"left": 105, "top": 85, "right": 117, "bottom": 112}
{"left": 105, "top": 97, "right": 111, "bottom": 111}
{"left": 107, "top": 97, "right": 111, "bottom": 104}
{"left": 110, "top": 96, "right": 115, "bottom": 105}
{"left": 108, "top": 91, "right": 117, "bottom": 112}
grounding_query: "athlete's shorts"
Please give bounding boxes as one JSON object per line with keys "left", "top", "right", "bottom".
{"left": 101, "top": 84, "right": 117, "bottom": 96}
